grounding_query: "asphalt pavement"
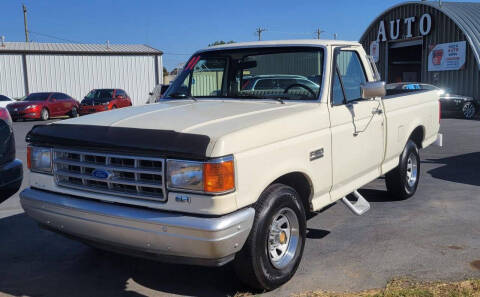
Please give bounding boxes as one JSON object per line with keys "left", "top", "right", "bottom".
{"left": 0, "top": 118, "right": 479, "bottom": 297}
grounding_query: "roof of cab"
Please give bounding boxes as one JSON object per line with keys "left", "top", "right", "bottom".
{"left": 197, "top": 39, "right": 361, "bottom": 53}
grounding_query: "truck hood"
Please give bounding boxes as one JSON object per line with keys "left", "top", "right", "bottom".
{"left": 53, "top": 99, "right": 323, "bottom": 157}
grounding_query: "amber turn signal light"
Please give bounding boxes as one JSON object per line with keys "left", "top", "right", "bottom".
{"left": 203, "top": 159, "right": 235, "bottom": 193}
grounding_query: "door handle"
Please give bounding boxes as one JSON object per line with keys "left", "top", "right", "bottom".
{"left": 372, "top": 108, "right": 383, "bottom": 115}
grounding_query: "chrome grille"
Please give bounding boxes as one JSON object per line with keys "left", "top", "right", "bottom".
{"left": 53, "top": 148, "right": 166, "bottom": 202}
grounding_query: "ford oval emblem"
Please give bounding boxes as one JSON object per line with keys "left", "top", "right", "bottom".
{"left": 92, "top": 169, "right": 111, "bottom": 179}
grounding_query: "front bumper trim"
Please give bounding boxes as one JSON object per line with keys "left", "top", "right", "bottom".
{"left": 20, "top": 188, "right": 255, "bottom": 266}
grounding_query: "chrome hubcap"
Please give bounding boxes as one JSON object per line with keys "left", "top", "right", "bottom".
{"left": 406, "top": 153, "right": 418, "bottom": 188}
{"left": 463, "top": 103, "right": 475, "bottom": 118}
{"left": 268, "top": 207, "right": 299, "bottom": 269}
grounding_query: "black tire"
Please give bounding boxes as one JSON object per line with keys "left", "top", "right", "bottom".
{"left": 70, "top": 106, "right": 79, "bottom": 118}
{"left": 385, "top": 140, "right": 420, "bottom": 199}
{"left": 462, "top": 102, "right": 476, "bottom": 119}
{"left": 40, "top": 108, "right": 49, "bottom": 121}
{"left": 234, "top": 184, "right": 306, "bottom": 291}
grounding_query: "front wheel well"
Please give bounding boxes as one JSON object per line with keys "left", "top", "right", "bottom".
{"left": 409, "top": 126, "right": 425, "bottom": 149}
{"left": 271, "top": 172, "right": 313, "bottom": 213}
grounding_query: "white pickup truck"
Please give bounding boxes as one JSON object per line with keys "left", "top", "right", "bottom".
{"left": 21, "top": 40, "right": 441, "bottom": 290}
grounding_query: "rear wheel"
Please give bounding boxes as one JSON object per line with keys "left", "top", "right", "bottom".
{"left": 40, "top": 108, "right": 49, "bottom": 121}
{"left": 70, "top": 107, "right": 79, "bottom": 118}
{"left": 385, "top": 140, "right": 420, "bottom": 199}
{"left": 462, "top": 102, "right": 476, "bottom": 119}
{"left": 234, "top": 184, "right": 306, "bottom": 291}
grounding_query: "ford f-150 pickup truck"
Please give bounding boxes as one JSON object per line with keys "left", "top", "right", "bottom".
{"left": 20, "top": 40, "right": 441, "bottom": 290}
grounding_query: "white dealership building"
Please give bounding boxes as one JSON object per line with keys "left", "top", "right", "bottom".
{"left": 0, "top": 41, "right": 163, "bottom": 105}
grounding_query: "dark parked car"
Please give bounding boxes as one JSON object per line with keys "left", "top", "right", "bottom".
{"left": 386, "top": 83, "right": 479, "bottom": 119}
{"left": 0, "top": 95, "right": 14, "bottom": 109}
{"left": 0, "top": 107, "right": 22, "bottom": 203}
{"left": 79, "top": 89, "right": 132, "bottom": 115}
{"left": 6, "top": 92, "right": 80, "bottom": 121}
{"left": 439, "top": 90, "right": 478, "bottom": 119}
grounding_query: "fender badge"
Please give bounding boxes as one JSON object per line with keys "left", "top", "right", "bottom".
{"left": 175, "top": 195, "right": 191, "bottom": 203}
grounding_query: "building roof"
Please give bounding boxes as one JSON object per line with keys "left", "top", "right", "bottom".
{"left": 198, "top": 39, "right": 360, "bottom": 53}
{"left": 360, "top": 1, "right": 480, "bottom": 68}
{"left": 0, "top": 42, "right": 162, "bottom": 55}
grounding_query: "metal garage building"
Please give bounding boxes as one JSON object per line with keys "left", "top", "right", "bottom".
{"left": 360, "top": 1, "right": 480, "bottom": 100}
{"left": 0, "top": 42, "right": 163, "bottom": 105}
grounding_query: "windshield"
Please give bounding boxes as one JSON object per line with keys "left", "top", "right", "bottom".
{"left": 24, "top": 93, "right": 51, "bottom": 101}
{"left": 0, "top": 95, "right": 11, "bottom": 102}
{"left": 85, "top": 89, "right": 114, "bottom": 100}
{"left": 164, "top": 47, "right": 324, "bottom": 101}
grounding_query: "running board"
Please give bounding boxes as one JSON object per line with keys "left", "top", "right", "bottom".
{"left": 341, "top": 190, "right": 371, "bottom": 216}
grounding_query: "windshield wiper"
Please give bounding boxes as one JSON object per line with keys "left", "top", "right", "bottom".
{"left": 234, "top": 95, "right": 285, "bottom": 104}
{"left": 166, "top": 93, "right": 198, "bottom": 102}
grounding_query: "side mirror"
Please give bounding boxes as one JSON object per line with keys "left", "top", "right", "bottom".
{"left": 50, "top": 98, "right": 56, "bottom": 102}
{"left": 361, "top": 81, "right": 386, "bottom": 99}
{"left": 116, "top": 95, "right": 125, "bottom": 99}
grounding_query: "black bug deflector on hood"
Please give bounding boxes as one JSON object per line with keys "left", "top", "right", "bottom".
{"left": 26, "top": 124, "right": 211, "bottom": 160}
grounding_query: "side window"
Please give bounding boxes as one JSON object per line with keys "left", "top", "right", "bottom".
{"left": 332, "top": 69, "right": 345, "bottom": 106}
{"left": 255, "top": 79, "right": 275, "bottom": 90}
{"left": 116, "top": 90, "right": 126, "bottom": 97}
{"left": 336, "top": 51, "right": 367, "bottom": 102}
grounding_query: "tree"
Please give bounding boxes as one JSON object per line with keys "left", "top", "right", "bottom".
{"left": 163, "top": 67, "right": 169, "bottom": 78}
{"left": 208, "top": 40, "right": 235, "bottom": 47}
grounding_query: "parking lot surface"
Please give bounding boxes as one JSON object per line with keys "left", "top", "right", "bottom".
{"left": 1, "top": 118, "right": 479, "bottom": 297}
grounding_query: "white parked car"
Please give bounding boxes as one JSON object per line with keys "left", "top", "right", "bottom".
{"left": 20, "top": 40, "right": 442, "bottom": 290}
{"left": 0, "top": 95, "right": 14, "bottom": 108}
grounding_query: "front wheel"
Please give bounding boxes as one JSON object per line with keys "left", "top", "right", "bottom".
{"left": 462, "top": 102, "right": 476, "bottom": 119}
{"left": 234, "top": 184, "right": 306, "bottom": 291}
{"left": 40, "top": 108, "right": 49, "bottom": 121}
{"left": 385, "top": 140, "right": 420, "bottom": 199}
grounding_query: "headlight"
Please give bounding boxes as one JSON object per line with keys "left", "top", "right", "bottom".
{"left": 27, "top": 146, "right": 52, "bottom": 174}
{"left": 167, "top": 156, "right": 235, "bottom": 194}
{"left": 25, "top": 105, "right": 38, "bottom": 110}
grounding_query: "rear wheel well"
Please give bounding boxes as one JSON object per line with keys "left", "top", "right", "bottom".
{"left": 271, "top": 172, "right": 313, "bottom": 213}
{"left": 409, "top": 126, "right": 424, "bottom": 148}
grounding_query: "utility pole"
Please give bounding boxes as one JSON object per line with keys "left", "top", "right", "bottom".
{"left": 22, "top": 4, "right": 29, "bottom": 42}
{"left": 255, "top": 27, "right": 266, "bottom": 41}
{"left": 315, "top": 28, "right": 325, "bottom": 40}
{"left": 333, "top": 33, "right": 338, "bottom": 40}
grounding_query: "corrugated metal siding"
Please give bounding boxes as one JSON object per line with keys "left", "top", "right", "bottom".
{"left": 26, "top": 55, "right": 157, "bottom": 105}
{"left": 0, "top": 42, "right": 162, "bottom": 55}
{"left": 192, "top": 72, "right": 223, "bottom": 96}
{"left": 157, "top": 55, "right": 164, "bottom": 85}
{"left": 248, "top": 52, "right": 323, "bottom": 76}
{"left": 360, "top": 2, "right": 480, "bottom": 100}
{"left": 0, "top": 54, "right": 26, "bottom": 98}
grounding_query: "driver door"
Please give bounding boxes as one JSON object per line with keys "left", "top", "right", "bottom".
{"left": 328, "top": 49, "right": 385, "bottom": 201}
{"left": 48, "top": 93, "right": 62, "bottom": 116}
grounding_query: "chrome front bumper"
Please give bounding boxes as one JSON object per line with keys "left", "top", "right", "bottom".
{"left": 20, "top": 188, "right": 255, "bottom": 266}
